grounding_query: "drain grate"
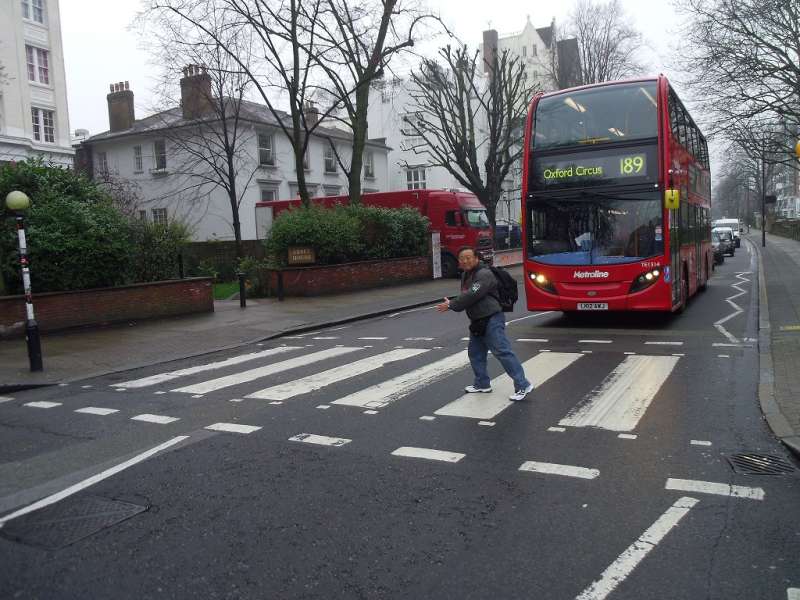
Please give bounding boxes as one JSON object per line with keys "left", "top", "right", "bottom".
{"left": 0, "top": 495, "right": 147, "bottom": 549}
{"left": 727, "top": 453, "right": 798, "bottom": 476}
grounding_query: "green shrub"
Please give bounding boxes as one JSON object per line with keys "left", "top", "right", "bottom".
{"left": 128, "top": 220, "right": 191, "bottom": 283}
{"left": 265, "top": 204, "right": 429, "bottom": 266}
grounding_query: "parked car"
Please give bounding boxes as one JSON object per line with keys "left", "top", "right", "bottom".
{"left": 494, "top": 219, "right": 521, "bottom": 249}
{"left": 711, "top": 230, "right": 726, "bottom": 265}
{"left": 712, "top": 226, "right": 735, "bottom": 256}
{"left": 712, "top": 218, "right": 742, "bottom": 247}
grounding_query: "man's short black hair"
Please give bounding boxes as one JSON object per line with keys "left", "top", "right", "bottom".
{"left": 457, "top": 246, "right": 477, "bottom": 258}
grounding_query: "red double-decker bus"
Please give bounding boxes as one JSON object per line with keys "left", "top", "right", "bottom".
{"left": 521, "top": 76, "right": 712, "bottom": 313}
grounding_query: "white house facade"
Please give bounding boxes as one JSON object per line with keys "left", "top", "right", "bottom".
{"left": 80, "top": 71, "right": 390, "bottom": 242}
{"left": 0, "top": 0, "right": 74, "bottom": 166}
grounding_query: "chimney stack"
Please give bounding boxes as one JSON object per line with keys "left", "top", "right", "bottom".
{"left": 303, "top": 101, "right": 319, "bottom": 126}
{"left": 180, "top": 64, "right": 213, "bottom": 119}
{"left": 482, "top": 29, "right": 499, "bottom": 80}
{"left": 107, "top": 81, "right": 135, "bottom": 132}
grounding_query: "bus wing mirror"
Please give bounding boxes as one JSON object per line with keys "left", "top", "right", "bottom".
{"left": 664, "top": 189, "right": 680, "bottom": 210}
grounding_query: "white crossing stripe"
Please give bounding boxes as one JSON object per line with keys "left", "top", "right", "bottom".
{"left": 131, "top": 414, "right": 179, "bottom": 425}
{"left": 24, "top": 401, "right": 61, "bottom": 409}
{"left": 559, "top": 355, "right": 679, "bottom": 431}
{"left": 435, "top": 352, "right": 583, "bottom": 420}
{"left": 332, "top": 350, "right": 469, "bottom": 409}
{"left": 576, "top": 497, "right": 699, "bottom": 600}
{"left": 665, "top": 477, "right": 764, "bottom": 500}
{"left": 518, "top": 461, "right": 599, "bottom": 480}
{"left": 289, "top": 433, "right": 351, "bottom": 447}
{"left": 391, "top": 447, "right": 465, "bottom": 463}
{"left": 75, "top": 407, "right": 119, "bottom": 416}
{"left": 205, "top": 423, "right": 261, "bottom": 434}
{"left": 172, "top": 347, "right": 362, "bottom": 395}
{"left": 112, "top": 346, "right": 301, "bottom": 389}
{"left": 246, "top": 348, "right": 428, "bottom": 400}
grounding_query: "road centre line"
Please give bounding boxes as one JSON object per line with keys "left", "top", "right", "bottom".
{"left": 644, "top": 341, "right": 684, "bottom": 346}
{"left": 517, "top": 338, "right": 549, "bottom": 342}
{"left": 665, "top": 478, "right": 764, "bottom": 501}
{"left": 518, "top": 461, "right": 599, "bottom": 480}
{"left": 0, "top": 435, "right": 189, "bottom": 528}
{"left": 205, "top": 423, "right": 261, "bottom": 434}
{"left": 289, "top": 433, "right": 350, "bottom": 447}
{"left": 312, "top": 336, "right": 339, "bottom": 340}
{"left": 75, "top": 407, "right": 119, "bottom": 416}
{"left": 578, "top": 340, "right": 613, "bottom": 344}
{"left": 24, "top": 401, "right": 61, "bottom": 409}
{"left": 548, "top": 427, "right": 566, "bottom": 432}
{"left": 358, "top": 337, "right": 388, "bottom": 340}
{"left": 575, "top": 496, "right": 699, "bottom": 600}
{"left": 618, "top": 434, "right": 637, "bottom": 440}
{"left": 0, "top": 397, "right": 14, "bottom": 403}
{"left": 391, "top": 447, "right": 465, "bottom": 463}
{"left": 690, "top": 440, "right": 712, "bottom": 446}
{"left": 131, "top": 414, "right": 179, "bottom": 425}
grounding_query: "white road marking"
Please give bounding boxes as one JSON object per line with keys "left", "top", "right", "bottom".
{"left": 154, "top": 391, "right": 166, "bottom": 395}
{"left": 618, "top": 434, "right": 638, "bottom": 440}
{"left": 517, "top": 338, "right": 549, "bottom": 343}
{"left": 548, "top": 426, "right": 566, "bottom": 432}
{"left": 58, "top": 383, "right": 68, "bottom": 387}
{"left": 205, "top": 423, "right": 261, "bottom": 434}
{"left": 229, "top": 398, "right": 244, "bottom": 403}
{"left": 665, "top": 478, "right": 764, "bottom": 500}
{"left": 269, "top": 401, "right": 282, "bottom": 405}
{"left": 478, "top": 421, "right": 495, "bottom": 427}
{"left": 317, "top": 405, "right": 330, "bottom": 410}
{"left": 312, "top": 336, "right": 339, "bottom": 340}
{"left": 419, "top": 416, "right": 436, "bottom": 421}
{"left": 579, "top": 340, "right": 613, "bottom": 344}
{"left": 518, "top": 461, "right": 599, "bottom": 480}
{"left": 690, "top": 440, "right": 712, "bottom": 446}
{"left": 576, "top": 497, "right": 699, "bottom": 600}
{"left": 75, "top": 407, "right": 119, "bottom": 416}
{"left": 289, "top": 433, "right": 351, "bottom": 447}
{"left": 506, "top": 311, "right": 554, "bottom": 325}
{"left": 712, "top": 343, "right": 741, "bottom": 347}
{"left": 718, "top": 354, "right": 730, "bottom": 358}
{"left": 0, "top": 435, "right": 189, "bottom": 528}
{"left": 461, "top": 337, "right": 470, "bottom": 341}
{"left": 363, "top": 410, "right": 379, "bottom": 415}
{"left": 559, "top": 355, "right": 679, "bottom": 431}
{"left": 714, "top": 272, "right": 750, "bottom": 343}
{"left": 624, "top": 352, "right": 636, "bottom": 355}
{"left": 358, "top": 337, "right": 387, "bottom": 340}
{"left": 644, "top": 341, "right": 684, "bottom": 346}
{"left": 332, "top": 350, "right": 469, "bottom": 409}
{"left": 436, "top": 352, "right": 583, "bottom": 420}
{"left": 247, "top": 348, "right": 428, "bottom": 400}
{"left": 404, "top": 337, "right": 434, "bottom": 341}
{"left": 0, "top": 396, "right": 15, "bottom": 403}
{"left": 391, "top": 447, "right": 465, "bottom": 463}
{"left": 581, "top": 350, "right": 593, "bottom": 354}
{"left": 672, "top": 353, "right": 685, "bottom": 357}
{"left": 24, "top": 401, "right": 61, "bottom": 409}
{"left": 788, "top": 588, "right": 800, "bottom": 600}
{"left": 81, "top": 385, "right": 93, "bottom": 389}
{"left": 112, "top": 346, "right": 301, "bottom": 389}
{"left": 191, "top": 395, "right": 203, "bottom": 399}
{"left": 131, "top": 414, "right": 179, "bottom": 425}
{"left": 173, "top": 347, "right": 362, "bottom": 394}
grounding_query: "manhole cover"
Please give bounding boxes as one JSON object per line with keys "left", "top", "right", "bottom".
{"left": 727, "top": 453, "right": 798, "bottom": 476}
{"left": 0, "top": 495, "right": 147, "bottom": 549}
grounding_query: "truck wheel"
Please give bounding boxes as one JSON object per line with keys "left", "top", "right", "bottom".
{"left": 441, "top": 254, "right": 459, "bottom": 279}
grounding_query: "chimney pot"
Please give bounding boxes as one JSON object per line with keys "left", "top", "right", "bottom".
{"left": 107, "top": 80, "right": 135, "bottom": 132}
{"left": 180, "top": 64, "right": 213, "bottom": 119}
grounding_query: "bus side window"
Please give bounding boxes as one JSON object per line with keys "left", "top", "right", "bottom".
{"left": 445, "top": 211, "right": 457, "bottom": 226}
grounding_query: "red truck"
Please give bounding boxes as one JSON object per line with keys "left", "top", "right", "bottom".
{"left": 255, "top": 189, "right": 494, "bottom": 277}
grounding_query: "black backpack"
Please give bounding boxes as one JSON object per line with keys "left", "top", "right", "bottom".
{"left": 488, "top": 266, "right": 518, "bottom": 312}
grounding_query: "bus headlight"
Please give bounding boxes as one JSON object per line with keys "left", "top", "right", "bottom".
{"left": 529, "top": 272, "right": 557, "bottom": 294}
{"left": 630, "top": 269, "right": 661, "bottom": 293}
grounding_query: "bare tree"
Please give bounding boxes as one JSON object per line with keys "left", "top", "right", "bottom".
{"left": 403, "top": 45, "right": 538, "bottom": 225}
{"left": 674, "top": 0, "right": 800, "bottom": 136}
{"left": 566, "top": 0, "right": 645, "bottom": 85}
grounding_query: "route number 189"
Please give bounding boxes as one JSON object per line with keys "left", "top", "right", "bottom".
{"left": 619, "top": 155, "right": 645, "bottom": 176}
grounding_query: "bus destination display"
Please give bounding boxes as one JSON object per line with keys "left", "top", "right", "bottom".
{"left": 531, "top": 146, "right": 656, "bottom": 190}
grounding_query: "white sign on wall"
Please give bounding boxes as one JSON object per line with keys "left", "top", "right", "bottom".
{"left": 431, "top": 231, "right": 442, "bottom": 279}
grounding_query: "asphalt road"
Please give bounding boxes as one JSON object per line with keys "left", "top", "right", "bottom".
{"left": 1, "top": 244, "right": 799, "bottom": 600}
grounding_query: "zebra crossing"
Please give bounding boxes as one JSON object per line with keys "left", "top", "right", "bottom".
{"left": 96, "top": 340, "right": 689, "bottom": 435}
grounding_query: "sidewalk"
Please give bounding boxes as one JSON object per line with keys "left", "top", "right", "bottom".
{"left": 748, "top": 230, "right": 800, "bottom": 456}
{"left": 0, "top": 258, "right": 521, "bottom": 391}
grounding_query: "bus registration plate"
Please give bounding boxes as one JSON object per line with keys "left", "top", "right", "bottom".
{"left": 577, "top": 303, "right": 608, "bottom": 311}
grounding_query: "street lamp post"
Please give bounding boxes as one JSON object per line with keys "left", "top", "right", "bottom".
{"left": 5, "top": 191, "right": 43, "bottom": 372}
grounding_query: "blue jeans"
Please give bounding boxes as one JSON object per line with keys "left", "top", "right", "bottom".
{"left": 468, "top": 312, "right": 530, "bottom": 391}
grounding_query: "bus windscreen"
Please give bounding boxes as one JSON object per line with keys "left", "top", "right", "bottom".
{"left": 533, "top": 82, "right": 658, "bottom": 151}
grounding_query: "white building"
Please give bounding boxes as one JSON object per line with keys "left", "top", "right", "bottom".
{"left": 79, "top": 69, "right": 390, "bottom": 242}
{"left": 0, "top": 0, "right": 73, "bottom": 166}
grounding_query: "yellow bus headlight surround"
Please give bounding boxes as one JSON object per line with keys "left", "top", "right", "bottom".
{"left": 529, "top": 272, "right": 557, "bottom": 294}
{"left": 630, "top": 269, "right": 661, "bottom": 293}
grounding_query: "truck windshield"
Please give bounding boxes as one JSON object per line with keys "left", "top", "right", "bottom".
{"left": 463, "top": 209, "right": 490, "bottom": 228}
{"left": 527, "top": 191, "right": 664, "bottom": 265}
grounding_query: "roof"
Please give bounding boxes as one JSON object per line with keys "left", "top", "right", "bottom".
{"left": 536, "top": 26, "right": 553, "bottom": 48}
{"left": 86, "top": 98, "right": 390, "bottom": 149}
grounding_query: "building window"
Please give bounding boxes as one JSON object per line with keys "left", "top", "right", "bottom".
{"left": 133, "top": 145, "right": 143, "bottom": 172}
{"left": 323, "top": 185, "right": 340, "bottom": 197}
{"left": 151, "top": 208, "right": 168, "bottom": 226}
{"left": 259, "top": 186, "right": 278, "bottom": 202}
{"left": 22, "top": 0, "right": 44, "bottom": 23}
{"left": 31, "top": 107, "right": 54, "bottom": 143}
{"left": 406, "top": 167, "right": 426, "bottom": 190}
{"left": 138, "top": 210, "right": 147, "bottom": 221}
{"left": 302, "top": 143, "right": 309, "bottom": 170}
{"left": 153, "top": 139, "right": 167, "bottom": 170}
{"left": 363, "top": 151, "right": 375, "bottom": 178}
{"left": 324, "top": 145, "right": 337, "bottom": 173}
{"left": 97, "top": 152, "right": 108, "bottom": 174}
{"left": 522, "top": 46, "right": 527, "bottom": 57}
{"left": 258, "top": 132, "right": 275, "bottom": 166}
{"left": 25, "top": 46, "right": 49, "bottom": 84}
{"left": 532, "top": 45, "right": 537, "bottom": 57}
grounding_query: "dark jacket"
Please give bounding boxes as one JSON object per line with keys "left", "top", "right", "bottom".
{"left": 449, "top": 264, "right": 501, "bottom": 321}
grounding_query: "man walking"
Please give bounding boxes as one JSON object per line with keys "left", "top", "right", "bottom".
{"left": 436, "top": 247, "right": 533, "bottom": 401}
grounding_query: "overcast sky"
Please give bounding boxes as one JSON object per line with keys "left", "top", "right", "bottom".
{"left": 61, "top": 0, "right": 686, "bottom": 137}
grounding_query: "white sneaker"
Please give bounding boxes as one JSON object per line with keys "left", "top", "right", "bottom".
{"left": 464, "top": 385, "right": 492, "bottom": 393}
{"left": 509, "top": 383, "right": 534, "bottom": 401}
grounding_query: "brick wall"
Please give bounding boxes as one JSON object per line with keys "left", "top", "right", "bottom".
{"left": 261, "top": 257, "right": 432, "bottom": 297}
{"left": 0, "top": 278, "right": 213, "bottom": 338}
